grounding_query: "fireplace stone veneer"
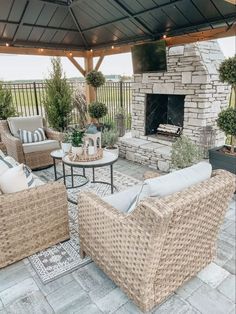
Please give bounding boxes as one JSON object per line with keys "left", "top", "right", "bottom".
{"left": 119, "top": 41, "right": 230, "bottom": 171}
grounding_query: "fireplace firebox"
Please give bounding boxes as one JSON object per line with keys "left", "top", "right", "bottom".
{"left": 145, "top": 94, "right": 185, "bottom": 135}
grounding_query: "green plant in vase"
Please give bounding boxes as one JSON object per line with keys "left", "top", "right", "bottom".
{"left": 102, "top": 128, "right": 119, "bottom": 157}
{"left": 71, "top": 129, "right": 84, "bottom": 156}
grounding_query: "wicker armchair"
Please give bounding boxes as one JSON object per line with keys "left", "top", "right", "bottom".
{"left": 0, "top": 118, "right": 63, "bottom": 169}
{"left": 78, "top": 170, "right": 235, "bottom": 312}
{"left": 0, "top": 181, "right": 70, "bottom": 268}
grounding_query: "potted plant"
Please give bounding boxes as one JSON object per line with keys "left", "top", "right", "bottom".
{"left": 209, "top": 55, "right": 236, "bottom": 174}
{"left": 61, "top": 131, "right": 72, "bottom": 153}
{"left": 0, "top": 82, "right": 16, "bottom": 120}
{"left": 209, "top": 107, "right": 236, "bottom": 174}
{"left": 44, "top": 57, "right": 73, "bottom": 131}
{"left": 71, "top": 129, "right": 84, "bottom": 156}
{"left": 115, "top": 108, "right": 126, "bottom": 137}
{"left": 171, "top": 135, "right": 203, "bottom": 171}
{"left": 86, "top": 70, "right": 105, "bottom": 98}
{"left": 88, "top": 101, "right": 108, "bottom": 130}
{"left": 102, "top": 128, "right": 119, "bottom": 157}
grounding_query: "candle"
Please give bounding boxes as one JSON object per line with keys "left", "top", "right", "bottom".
{"left": 88, "top": 146, "right": 95, "bottom": 155}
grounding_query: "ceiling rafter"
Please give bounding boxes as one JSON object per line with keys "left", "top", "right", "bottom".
{"left": 68, "top": 7, "right": 89, "bottom": 49}
{"left": 112, "top": 0, "right": 154, "bottom": 35}
{"left": 80, "top": 0, "right": 183, "bottom": 33}
{"left": 12, "top": 1, "right": 30, "bottom": 42}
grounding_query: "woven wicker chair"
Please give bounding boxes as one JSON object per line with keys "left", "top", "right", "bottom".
{"left": 78, "top": 170, "right": 235, "bottom": 312}
{"left": 0, "top": 181, "right": 70, "bottom": 268}
{"left": 0, "top": 118, "right": 63, "bottom": 169}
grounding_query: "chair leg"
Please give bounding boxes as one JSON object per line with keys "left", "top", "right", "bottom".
{"left": 80, "top": 248, "right": 86, "bottom": 259}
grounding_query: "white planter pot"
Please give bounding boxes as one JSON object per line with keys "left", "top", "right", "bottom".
{"left": 104, "top": 145, "right": 119, "bottom": 157}
{"left": 72, "top": 146, "right": 83, "bottom": 156}
{"left": 61, "top": 142, "right": 72, "bottom": 154}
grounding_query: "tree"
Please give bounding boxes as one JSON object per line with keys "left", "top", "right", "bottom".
{"left": 44, "top": 58, "right": 73, "bottom": 131}
{"left": 0, "top": 83, "right": 16, "bottom": 119}
{"left": 219, "top": 55, "right": 236, "bottom": 107}
{"left": 217, "top": 107, "right": 236, "bottom": 154}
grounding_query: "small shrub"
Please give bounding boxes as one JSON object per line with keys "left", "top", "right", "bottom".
{"left": 171, "top": 136, "right": 203, "bottom": 169}
{"left": 88, "top": 101, "right": 108, "bottom": 121}
{"left": 218, "top": 56, "right": 236, "bottom": 87}
{"left": 44, "top": 57, "right": 73, "bottom": 131}
{"left": 217, "top": 107, "right": 236, "bottom": 153}
{"left": 71, "top": 129, "right": 84, "bottom": 147}
{"left": 86, "top": 70, "right": 105, "bottom": 88}
{"left": 0, "top": 83, "right": 16, "bottom": 119}
{"left": 102, "top": 128, "right": 119, "bottom": 148}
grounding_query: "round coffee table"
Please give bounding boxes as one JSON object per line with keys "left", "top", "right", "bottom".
{"left": 50, "top": 149, "right": 89, "bottom": 188}
{"left": 62, "top": 151, "right": 118, "bottom": 204}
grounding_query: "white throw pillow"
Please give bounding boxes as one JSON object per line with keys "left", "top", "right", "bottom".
{"left": 145, "top": 162, "right": 212, "bottom": 197}
{"left": 0, "top": 164, "right": 28, "bottom": 193}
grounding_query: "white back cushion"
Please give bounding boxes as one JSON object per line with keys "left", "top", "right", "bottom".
{"left": 8, "top": 116, "right": 44, "bottom": 137}
{"left": 145, "top": 162, "right": 212, "bottom": 197}
{"left": 0, "top": 164, "right": 28, "bottom": 193}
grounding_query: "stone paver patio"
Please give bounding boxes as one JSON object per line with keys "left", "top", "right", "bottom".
{"left": 0, "top": 159, "right": 235, "bottom": 314}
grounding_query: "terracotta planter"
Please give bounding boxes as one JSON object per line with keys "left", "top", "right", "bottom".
{"left": 209, "top": 146, "right": 236, "bottom": 174}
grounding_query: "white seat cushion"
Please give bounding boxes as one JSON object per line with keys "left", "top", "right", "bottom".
{"left": 145, "top": 162, "right": 212, "bottom": 197}
{"left": 22, "top": 139, "right": 60, "bottom": 153}
{"left": 8, "top": 116, "right": 44, "bottom": 137}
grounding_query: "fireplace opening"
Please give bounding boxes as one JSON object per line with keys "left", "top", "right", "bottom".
{"left": 145, "top": 94, "right": 185, "bottom": 136}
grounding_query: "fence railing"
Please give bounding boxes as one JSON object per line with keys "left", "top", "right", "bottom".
{"left": 2, "top": 81, "right": 132, "bottom": 129}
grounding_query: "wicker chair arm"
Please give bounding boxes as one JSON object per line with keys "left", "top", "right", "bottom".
{"left": 1, "top": 132, "right": 25, "bottom": 163}
{"left": 0, "top": 181, "right": 69, "bottom": 268}
{"left": 78, "top": 191, "right": 172, "bottom": 285}
{"left": 45, "top": 128, "right": 63, "bottom": 142}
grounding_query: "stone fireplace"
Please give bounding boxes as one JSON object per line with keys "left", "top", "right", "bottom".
{"left": 119, "top": 40, "right": 230, "bottom": 171}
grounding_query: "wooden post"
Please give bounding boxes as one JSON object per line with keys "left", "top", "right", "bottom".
{"left": 84, "top": 51, "right": 96, "bottom": 103}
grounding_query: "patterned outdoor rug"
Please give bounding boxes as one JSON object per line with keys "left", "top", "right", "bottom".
{"left": 28, "top": 165, "right": 141, "bottom": 284}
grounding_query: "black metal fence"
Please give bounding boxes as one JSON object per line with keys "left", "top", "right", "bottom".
{"left": 2, "top": 81, "right": 132, "bottom": 129}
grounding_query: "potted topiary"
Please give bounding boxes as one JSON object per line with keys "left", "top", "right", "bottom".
{"left": 209, "top": 107, "right": 236, "bottom": 174}
{"left": 102, "top": 128, "right": 119, "bottom": 157}
{"left": 86, "top": 70, "right": 105, "bottom": 97}
{"left": 88, "top": 101, "right": 108, "bottom": 130}
{"left": 209, "top": 55, "right": 236, "bottom": 174}
{"left": 71, "top": 129, "right": 84, "bottom": 156}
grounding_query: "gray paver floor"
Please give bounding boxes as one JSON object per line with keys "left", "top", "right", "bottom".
{"left": 0, "top": 159, "right": 235, "bottom": 314}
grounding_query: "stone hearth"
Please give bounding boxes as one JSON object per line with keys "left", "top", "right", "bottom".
{"left": 119, "top": 40, "right": 230, "bottom": 171}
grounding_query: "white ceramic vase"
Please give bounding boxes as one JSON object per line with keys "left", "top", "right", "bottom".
{"left": 104, "top": 145, "right": 119, "bottom": 157}
{"left": 61, "top": 142, "right": 72, "bottom": 154}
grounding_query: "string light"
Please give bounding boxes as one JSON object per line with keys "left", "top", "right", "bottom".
{"left": 90, "top": 49, "right": 93, "bottom": 52}
{"left": 163, "top": 34, "right": 167, "bottom": 39}
{"left": 5, "top": 43, "right": 9, "bottom": 47}
{"left": 69, "top": 52, "right": 73, "bottom": 56}
{"left": 111, "top": 45, "right": 114, "bottom": 49}
{"left": 39, "top": 48, "right": 44, "bottom": 52}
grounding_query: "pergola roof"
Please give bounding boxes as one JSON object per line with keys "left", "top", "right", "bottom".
{"left": 0, "top": 0, "right": 235, "bottom": 52}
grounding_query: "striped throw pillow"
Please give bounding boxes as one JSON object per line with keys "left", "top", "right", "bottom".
{"left": 0, "top": 156, "right": 35, "bottom": 188}
{"left": 18, "top": 127, "right": 46, "bottom": 143}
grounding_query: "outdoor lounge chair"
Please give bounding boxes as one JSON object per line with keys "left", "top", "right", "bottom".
{"left": 78, "top": 169, "right": 235, "bottom": 312}
{"left": 0, "top": 180, "right": 70, "bottom": 268}
{"left": 0, "top": 116, "right": 62, "bottom": 169}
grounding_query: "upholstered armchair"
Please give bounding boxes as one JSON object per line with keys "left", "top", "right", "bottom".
{"left": 78, "top": 170, "right": 235, "bottom": 312}
{"left": 0, "top": 116, "right": 63, "bottom": 169}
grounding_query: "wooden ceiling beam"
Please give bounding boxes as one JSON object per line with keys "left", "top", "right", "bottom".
{"left": 67, "top": 55, "right": 85, "bottom": 76}
{"left": 224, "top": 0, "right": 236, "bottom": 4}
{"left": 92, "top": 25, "right": 236, "bottom": 57}
{"left": 94, "top": 56, "right": 105, "bottom": 71}
{"left": 0, "top": 45, "right": 85, "bottom": 57}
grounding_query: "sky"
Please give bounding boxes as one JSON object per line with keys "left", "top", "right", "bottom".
{"left": 0, "top": 36, "right": 235, "bottom": 81}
